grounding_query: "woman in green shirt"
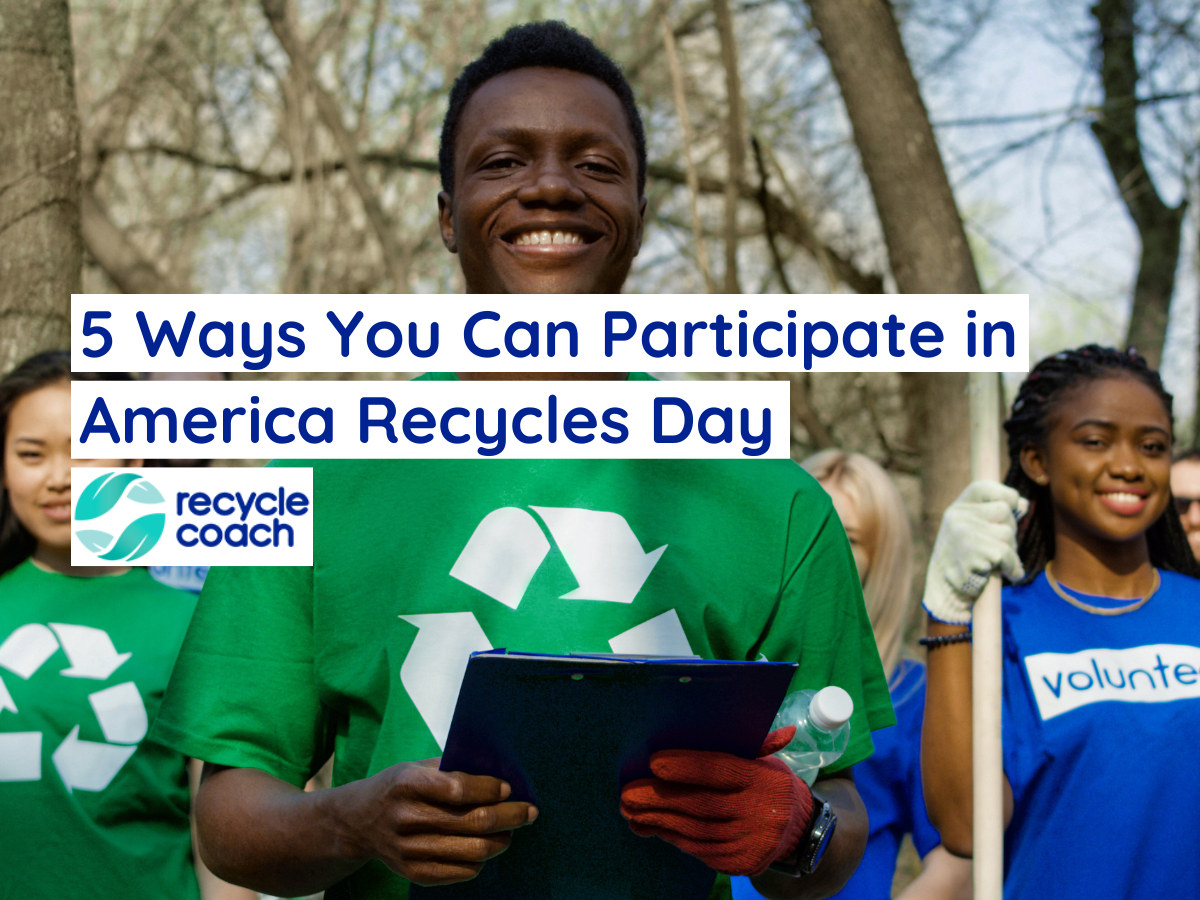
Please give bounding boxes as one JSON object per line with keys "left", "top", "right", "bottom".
{"left": 0, "top": 350, "right": 250, "bottom": 900}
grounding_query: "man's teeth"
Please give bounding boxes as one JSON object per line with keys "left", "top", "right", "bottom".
{"left": 512, "top": 231, "right": 585, "bottom": 246}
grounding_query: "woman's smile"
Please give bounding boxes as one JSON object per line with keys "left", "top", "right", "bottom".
{"left": 1095, "top": 488, "right": 1149, "bottom": 517}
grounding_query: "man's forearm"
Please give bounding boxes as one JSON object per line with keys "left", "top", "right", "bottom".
{"left": 195, "top": 765, "right": 367, "bottom": 896}
{"left": 747, "top": 775, "right": 867, "bottom": 900}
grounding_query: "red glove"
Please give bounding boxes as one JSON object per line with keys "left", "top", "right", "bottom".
{"left": 619, "top": 727, "right": 813, "bottom": 877}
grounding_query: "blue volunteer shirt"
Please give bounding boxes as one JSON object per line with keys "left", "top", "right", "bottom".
{"left": 732, "top": 660, "right": 940, "bottom": 900}
{"left": 1003, "top": 570, "right": 1200, "bottom": 899}
{"left": 149, "top": 566, "right": 209, "bottom": 593}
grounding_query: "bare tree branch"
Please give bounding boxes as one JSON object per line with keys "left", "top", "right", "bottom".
{"left": 81, "top": 189, "right": 189, "bottom": 293}
{"left": 935, "top": 90, "right": 1200, "bottom": 128}
{"left": 857, "top": 375, "right": 919, "bottom": 474}
{"left": 751, "top": 136, "right": 794, "bottom": 293}
{"left": 1090, "top": 0, "right": 1187, "bottom": 367}
{"left": 84, "top": 0, "right": 200, "bottom": 185}
{"left": 625, "top": 1, "right": 712, "bottom": 81}
{"left": 310, "top": 0, "right": 359, "bottom": 60}
{"left": 758, "top": 141, "right": 838, "bottom": 291}
{"left": 785, "top": 372, "right": 836, "bottom": 449}
{"left": 646, "top": 162, "right": 885, "bottom": 293}
{"left": 353, "top": 0, "right": 387, "bottom": 142}
{"left": 713, "top": 0, "right": 746, "bottom": 292}
{"left": 261, "top": 0, "right": 408, "bottom": 291}
{"left": 661, "top": 16, "right": 716, "bottom": 293}
{"left": 115, "top": 143, "right": 439, "bottom": 181}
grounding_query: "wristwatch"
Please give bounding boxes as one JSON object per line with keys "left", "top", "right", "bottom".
{"left": 767, "top": 791, "right": 837, "bottom": 877}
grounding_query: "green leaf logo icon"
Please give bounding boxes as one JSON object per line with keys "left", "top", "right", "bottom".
{"left": 75, "top": 473, "right": 166, "bottom": 561}
{"left": 98, "top": 514, "right": 166, "bottom": 562}
{"left": 128, "top": 480, "right": 164, "bottom": 504}
{"left": 76, "top": 473, "right": 144, "bottom": 521}
{"left": 75, "top": 530, "right": 114, "bottom": 553}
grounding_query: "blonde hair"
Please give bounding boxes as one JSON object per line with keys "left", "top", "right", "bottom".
{"left": 802, "top": 450, "right": 914, "bottom": 678}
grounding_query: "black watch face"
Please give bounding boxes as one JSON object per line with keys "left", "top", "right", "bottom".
{"left": 769, "top": 798, "right": 838, "bottom": 877}
{"left": 805, "top": 803, "right": 837, "bottom": 873}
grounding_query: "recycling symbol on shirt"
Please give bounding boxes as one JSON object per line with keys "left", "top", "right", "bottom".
{"left": 0, "top": 623, "right": 146, "bottom": 791}
{"left": 398, "top": 507, "right": 695, "bottom": 750}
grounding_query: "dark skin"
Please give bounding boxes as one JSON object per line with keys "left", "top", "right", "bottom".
{"left": 750, "top": 774, "right": 868, "bottom": 900}
{"left": 195, "top": 66, "right": 868, "bottom": 900}
{"left": 444, "top": 68, "right": 638, "bottom": 384}
{"left": 437, "top": 66, "right": 646, "bottom": 295}
{"left": 922, "top": 375, "right": 1173, "bottom": 856}
{"left": 195, "top": 761, "right": 536, "bottom": 894}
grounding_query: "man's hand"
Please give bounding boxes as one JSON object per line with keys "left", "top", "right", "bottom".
{"left": 194, "top": 762, "right": 536, "bottom": 896}
{"left": 332, "top": 762, "right": 539, "bottom": 886}
{"left": 619, "top": 728, "right": 812, "bottom": 877}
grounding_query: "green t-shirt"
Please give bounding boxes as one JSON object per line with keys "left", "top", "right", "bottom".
{"left": 0, "top": 561, "right": 200, "bottom": 900}
{"left": 154, "top": 450, "right": 893, "bottom": 899}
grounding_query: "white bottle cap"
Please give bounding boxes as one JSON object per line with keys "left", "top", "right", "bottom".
{"left": 809, "top": 686, "right": 854, "bottom": 732}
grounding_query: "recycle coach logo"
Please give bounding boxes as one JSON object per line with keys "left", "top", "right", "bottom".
{"left": 74, "top": 473, "right": 166, "bottom": 562}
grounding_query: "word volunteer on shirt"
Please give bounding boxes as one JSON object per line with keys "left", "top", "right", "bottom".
{"left": 1025, "top": 644, "right": 1200, "bottom": 720}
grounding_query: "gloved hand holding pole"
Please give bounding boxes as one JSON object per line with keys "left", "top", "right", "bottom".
{"left": 921, "top": 481, "right": 1027, "bottom": 626}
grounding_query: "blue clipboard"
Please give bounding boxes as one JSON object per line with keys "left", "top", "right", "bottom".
{"left": 411, "top": 649, "right": 797, "bottom": 900}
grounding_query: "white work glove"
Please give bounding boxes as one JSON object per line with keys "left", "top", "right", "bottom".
{"left": 922, "top": 481, "right": 1029, "bottom": 625}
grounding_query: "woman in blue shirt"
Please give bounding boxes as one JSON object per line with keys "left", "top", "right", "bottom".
{"left": 921, "top": 346, "right": 1200, "bottom": 899}
{"left": 736, "top": 451, "right": 971, "bottom": 899}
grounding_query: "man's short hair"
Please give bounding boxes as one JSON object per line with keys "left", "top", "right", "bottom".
{"left": 438, "top": 20, "right": 647, "bottom": 197}
{"left": 1174, "top": 447, "right": 1200, "bottom": 464}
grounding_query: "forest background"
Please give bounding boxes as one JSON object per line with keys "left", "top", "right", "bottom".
{"left": 3, "top": 0, "right": 1199, "bottom": 889}
{"left": 4, "top": 0, "right": 1200, "bottom": 611}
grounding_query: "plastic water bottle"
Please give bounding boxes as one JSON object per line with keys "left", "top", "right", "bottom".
{"left": 771, "top": 686, "right": 853, "bottom": 785}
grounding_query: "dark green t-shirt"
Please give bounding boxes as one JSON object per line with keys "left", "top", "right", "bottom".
{"left": 155, "top": 445, "right": 893, "bottom": 899}
{"left": 0, "top": 561, "right": 199, "bottom": 899}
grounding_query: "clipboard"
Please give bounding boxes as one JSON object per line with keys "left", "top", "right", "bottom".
{"left": 411, "top": 649, "right": 797, "bottom": 900}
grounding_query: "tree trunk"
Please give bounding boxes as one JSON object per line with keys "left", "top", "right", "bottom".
{"left": 0, "top": 0, "right": 81, "bottom": 374}
{"left": 806, "top": 0, "right": 980, "bottom": 295}
{"left": 1090, "top": 0, "right": 1186, "bottom": 369}
{"left": 806, "top": 0, "right": 981, "bottom": 543}
{"left": 900, "top": 373, "right": 973, "bottom": 544}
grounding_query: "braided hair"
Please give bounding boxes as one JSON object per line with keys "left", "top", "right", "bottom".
{"left": 1002, "top": 344, "right": 1200, "bottom": 581}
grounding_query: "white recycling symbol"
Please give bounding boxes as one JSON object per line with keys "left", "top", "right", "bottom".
{"left": 0, "top": 623, "right": 146, "bottom": 792}
{"left": 449, "top": 506, "right": 667, "bottom": 608}
{"left": 400, "top": 507, "right": 694, "bottom": 750}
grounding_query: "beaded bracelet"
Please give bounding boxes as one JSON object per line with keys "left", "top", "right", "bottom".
{"left": 918, "top": 632, "right": 973, "bottom": 650}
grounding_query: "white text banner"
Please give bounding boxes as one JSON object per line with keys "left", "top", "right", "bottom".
{"left": 72, "top": 380, "right": 790, "bottom": 460}
{"left": 72, "top": 294, "right": 1030, "bottom": 373}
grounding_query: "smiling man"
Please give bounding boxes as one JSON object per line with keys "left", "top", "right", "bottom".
{"left": 437, "top": 57, "right": 646, "bottom": 294}
{"left": 152, "top": 22, "right": 892, "bottom": 900}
